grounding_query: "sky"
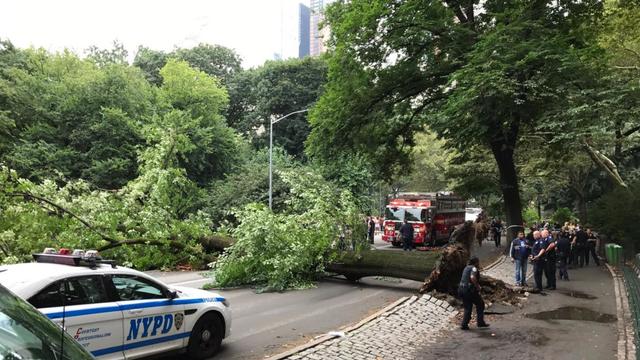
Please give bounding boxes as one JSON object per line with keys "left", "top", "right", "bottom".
{"left": 0, "top": 0, "right": 308, "bottom": 68}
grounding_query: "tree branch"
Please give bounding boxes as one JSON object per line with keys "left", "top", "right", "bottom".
{"left": 97, "top": 239, "right": 185, "bottom": 252}
{"left": 581, "top": 140, "right": 628, "bottom": 188}
{"left": 6, "top": 191, "right": 119, "bottom": 244}
{"left": 623, "top": 124, "right": 640, "bottom": 138}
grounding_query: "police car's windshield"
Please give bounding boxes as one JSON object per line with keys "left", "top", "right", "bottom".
{"left": 0, "top": 285, "right": 93, "bottom": 360}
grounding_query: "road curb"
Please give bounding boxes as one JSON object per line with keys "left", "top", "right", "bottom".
{"left": 606, "top": 263, "right": 636, "bottom": 360}
{"left": 266, "top": 295, "right": 412, "bottom": 360}
{"left": 483, "top": 254, "right": 505, "bottom": 271}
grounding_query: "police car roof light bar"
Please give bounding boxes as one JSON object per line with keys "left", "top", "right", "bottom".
{"left": 32, "top": 253, "right": 117, "bottom": 269}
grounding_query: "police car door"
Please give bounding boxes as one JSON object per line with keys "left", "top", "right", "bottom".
{"left": 29, "top": 275, "right": 124, "bottom": 360}
{"left": 110, "top": 274, "right": 186, "bottom": 359}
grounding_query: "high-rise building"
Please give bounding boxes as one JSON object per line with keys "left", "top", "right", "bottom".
{"left": 309, "top": 0, "right": 327, "bottom": 56}
{"left": 298, "top": 3, "right": 311, "bottom": 58}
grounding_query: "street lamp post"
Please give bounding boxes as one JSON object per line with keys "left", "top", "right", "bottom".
{"left": 269, "top": 108, "right": 309, "bottom": 209}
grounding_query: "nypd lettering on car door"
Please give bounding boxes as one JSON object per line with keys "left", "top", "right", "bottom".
{"left": 126, "top": 312, "right": 183, "bottom": 341}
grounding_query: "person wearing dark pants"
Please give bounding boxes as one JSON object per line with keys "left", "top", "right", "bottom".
{"left": 585, "top": 228, "right": 601, "bottom": 266}
{"left": 542, "top": 230, "right": 556, "bottom": 290}
{"left": 531, "top": 231, "right": 553, "bottom": 292}
{"left": 458, "top": 257, "right": 489, "bottom": 330}
{"left": 573, "top": 228, "right": 588, "bottom": 267}
{"left": 556, "top": 230, "right": 571, "bottom": 280}
{"left": 399, "top": 219, "right": 414, "bottom": 251}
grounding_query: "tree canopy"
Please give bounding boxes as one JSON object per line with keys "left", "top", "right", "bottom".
{"left": 307, "top": 0, "right": 606, "bottom": 234}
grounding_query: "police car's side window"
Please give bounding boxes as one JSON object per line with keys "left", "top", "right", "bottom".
{"left": 29, "top": 281, "right": 63, "bottom": 308}
{"left": 112, "top": 275, "right": 166, "bottom": 300}
{"left": 64, "top": 276, "right": 110, "bottom": 306}
{"left": 29, "top": 276, "right": 110, "bottom": 308}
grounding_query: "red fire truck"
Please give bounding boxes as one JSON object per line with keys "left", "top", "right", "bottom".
{"left": 382, "top": 192, "right": 466, "bottom": 247}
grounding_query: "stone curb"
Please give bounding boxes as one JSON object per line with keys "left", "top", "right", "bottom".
{"left": 483, "top": 254, "right": 506, "bottom": 272}
{"left": 606, "top": 263, "right": 636, "bottom": 360}
{"left": 266, "top": 295, "right": 412, "bottom": 360}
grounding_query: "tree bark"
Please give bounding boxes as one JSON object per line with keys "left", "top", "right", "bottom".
{"left": 575, "top": 193, "right": 588, "bottom": 224}
{"left": 326, "top": 251, "right": 439, "bottom": 282}
{"left": 490, "top": 139, "right": 524, "bottom": 240}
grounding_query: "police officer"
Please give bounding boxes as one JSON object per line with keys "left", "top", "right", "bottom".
{"left": 458, "top": 256, "right": 490, "bottom": 330}
{"left": 530, "top": 231, "right": 548, "bottom": 292}
{"left": 556, "top": 229, "right": 572, "bottom": 281}
{"left": 573, "top": 227, "right": 588, "bottom": 267}
{"left": 542, "top": 230, "right": 556, "bottom": 290}
{"left": 585, "top": 228, "right": 600, "bottom": 266}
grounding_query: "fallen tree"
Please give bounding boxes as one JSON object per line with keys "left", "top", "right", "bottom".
{"left": 327, "top": 221, "right": 520, "bottom": 304}
{"left": 328, "top": 221, "right": 475, "bottom": 283}
{"left": 326, "top": 250, "right": 440, "bottom": 282}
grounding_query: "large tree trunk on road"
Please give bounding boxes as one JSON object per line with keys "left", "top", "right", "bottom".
{"left": 326, "top": 251, "right": 440, "bottom": 282}
{"left": 327, "top": 221, "right": 476, "bottom": 283}
{"left": 490, "top": 138, "right": 523, "bottom": 240}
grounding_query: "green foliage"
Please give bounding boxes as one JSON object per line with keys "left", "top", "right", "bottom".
{"left": 227, "top": 57, "right": 327, "bottom": 158}
{"left": 0, "top": 166, "right": 211, "bottom": 269}
{"left": 158, "top": 59, "right": 240, "bottom": 186}
{"left": 402, "top": 133, "right": 455, "bottom": 192}
{"left": 522, "top": 206, "right": 540, "bottom": 226}
{"left": 0, "top": 48, "right": 152, "bottom": 188}
{"left": 551, "top": 207, "right": 575, "bottom": 225}
{"left": 591, "top": 181, "right": 640, "bottom": 252}
{"left": 204, "top": 147, "right": 295, "bottom": 227}
{"left": 133, "top": 43, "right": 242, "bottom": 86}
{"left": 212, "top": 168, "right": 362, "bottom": 291}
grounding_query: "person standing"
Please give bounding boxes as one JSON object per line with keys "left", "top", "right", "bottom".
{"left": 573, "top": 227, "right": 588, "bottom": 267}
{"left": 367, "top": 216, "right": 376, "bottom": 244}
{"left": 399, "top": 219, "right": 414, "bottom": 251}
{"left": 530, "top": 231, "right": 547, "bottom": 292}
{"left": 510, "top": 231, "right": 529, "bottom": 286}
{"left": 556, "top": 229, "right": 572, "bottom": 281}
{"left": 585, "top": 228, "right": 601, "bottom": 266}
{"left": 458, "top": 256, "right": 490, "bottom": 330}
{"left": 491, "top": 218, "right": 502, "bottom": 247}
{"left": 542, "top": 230, "right": 557, "bottom": 290}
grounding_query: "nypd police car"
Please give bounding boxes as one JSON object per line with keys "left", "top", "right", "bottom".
{"left": 0, "top": 249, "right": 231, "bottom": 360}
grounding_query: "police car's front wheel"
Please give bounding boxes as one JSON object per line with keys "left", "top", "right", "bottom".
{"left": 187, "top": 313, "right": 224, "bottom": 359}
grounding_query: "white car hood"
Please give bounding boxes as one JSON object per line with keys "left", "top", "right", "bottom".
{"left": 171, "top": 285, "right": 224, "bottom": 300}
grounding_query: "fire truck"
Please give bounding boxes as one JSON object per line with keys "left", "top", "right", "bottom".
{"left": 382, "top": 192, "right": 466, "bottom": 247}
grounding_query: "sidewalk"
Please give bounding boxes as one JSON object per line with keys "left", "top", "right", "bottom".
{"left": 417, "top": 264, "right": 618, "bottom": 360}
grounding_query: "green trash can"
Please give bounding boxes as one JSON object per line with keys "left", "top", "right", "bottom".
{"left": 605, "top": 244, "right": 613, "bottom": 264}
{"left": 610, "top": 244, "right": 622, "bottom": 265}
{"left": 615, "top": 245, "right": 624, "bottom": 265}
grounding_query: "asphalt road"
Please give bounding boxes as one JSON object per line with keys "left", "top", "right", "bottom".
{"left": 147, "top": 252, "right": 422, "bottom": 359}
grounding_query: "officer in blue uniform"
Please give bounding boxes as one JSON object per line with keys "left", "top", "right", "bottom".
{"left": 531, "top": 231, "right": 556, "bottom": 292}
{"left": 458, "top": 256, "right": 489, "bottom": 330}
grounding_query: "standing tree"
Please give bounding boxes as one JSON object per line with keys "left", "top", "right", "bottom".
{"left": 227, "top": 57, "right": 327, "bottom": 158}
{"left": 133, "top": 43, "right": 243, "bottom": 87}
{"left": 307, "top": 0, "right": 603, "bottom": 237}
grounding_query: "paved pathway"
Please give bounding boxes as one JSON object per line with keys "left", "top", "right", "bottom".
{"left": 483, "top": 255, "right": 533, "bottom": 285}
{"left": 274, "top": 295, "right": 457, "bottom": 360}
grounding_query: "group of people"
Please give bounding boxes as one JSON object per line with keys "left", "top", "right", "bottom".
{"left": 459, "top": 223, "right": 601, "bottom": 330}
{"left": 365, "top": 216, "right": 384, "bottom": 244}
{"left": 509, "top": 224, "right": 600, "bottom": 291}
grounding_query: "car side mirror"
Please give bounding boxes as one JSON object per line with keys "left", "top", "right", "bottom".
{"left": 168, "top": 290, "right": 178, "bottom": 299}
